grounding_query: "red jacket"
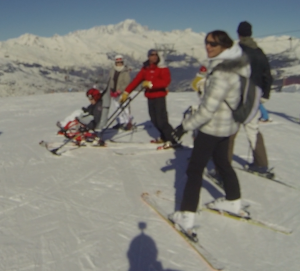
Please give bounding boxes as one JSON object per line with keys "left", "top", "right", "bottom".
{"left": 125, "top": 60, "right": 171, "bottom": 99}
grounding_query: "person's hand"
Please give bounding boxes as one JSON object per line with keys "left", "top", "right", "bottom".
{"left": 191, "top": 75, "right": 206, "bottom": 93}
{"left": 172, "top": 124, "right": 187, "bottom": 142}
{"left": 82, "top": 107, "right": 88, "bottom": 113}
{"left": 142, "top": 81, "right": 153, "bottom": 89}
{"left": 119, "top": 92, "right": 129, "bottom": 104}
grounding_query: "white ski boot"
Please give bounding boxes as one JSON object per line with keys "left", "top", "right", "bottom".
{"left": 206, "top": 197, "right": 243, "bottom": 216}
{"left": 168, "top": 211, "right": 198, "bottom": 242}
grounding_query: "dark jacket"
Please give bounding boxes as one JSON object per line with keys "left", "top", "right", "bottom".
{"left": 239, "top": 37, "right": 273, "bottom": 99}
{"left": 84, "top": 100, "right": 103, "bottom": 130}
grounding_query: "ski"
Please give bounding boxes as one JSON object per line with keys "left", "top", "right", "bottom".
{"left": 113, "top": 144, "right": 191, "bottom": 156}
{"left": 156, "top": 142, "right": 182, "bottom": 150}
{"left": 234, "top": 167, "right": 297, "bottom": 190}
{"left": 109, "top": 139, "right": 147, "bottom": 144}
{"left": 205, "top": 167, "right": 297, "bottom": 191}
{"left": 202, "top": 205, "right": 292, "bottom": 235}
{"left": 141, "top": 193, "right": 225, "bottom": 271}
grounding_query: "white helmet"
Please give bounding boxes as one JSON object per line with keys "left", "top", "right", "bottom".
{"left": 115, "top": 55, "right": 123, "bottom": 62}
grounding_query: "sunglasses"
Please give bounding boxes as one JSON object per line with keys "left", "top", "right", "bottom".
{"left": 115, "top": 61, "right": 123, "bottom": 64}
{"left": 149, "top": 53, "right": 158, "bottom": 56}
{"left": 205, "top": 41, "right": 221, "bottom": 47}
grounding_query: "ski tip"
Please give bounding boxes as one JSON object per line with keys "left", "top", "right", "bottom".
{"left": 51, "top": 151, "right": 62, "bottom": 156}
{"left": 141, "top": 192, "right": 149, "bottom": 198}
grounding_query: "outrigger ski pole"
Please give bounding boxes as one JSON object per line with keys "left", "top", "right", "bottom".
{"left": 39, "top": 132, "right": 83, "bottom": 156}
{"left": 100, "top": 88, "right": 144, "bottom": 137}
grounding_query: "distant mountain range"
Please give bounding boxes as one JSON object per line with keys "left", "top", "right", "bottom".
{"left": 0, "top": 19, "right": 299, "bottom": 97}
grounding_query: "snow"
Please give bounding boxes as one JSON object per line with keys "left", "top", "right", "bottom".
{"left": 1, "top": 91, "right": 300, "bottom": 271}
{"left": 282, "top": 84, "right": 300, "bottom": 93}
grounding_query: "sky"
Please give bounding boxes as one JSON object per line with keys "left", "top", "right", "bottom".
{"left": 1, "top": 0, "right": 300, "bottom": 41}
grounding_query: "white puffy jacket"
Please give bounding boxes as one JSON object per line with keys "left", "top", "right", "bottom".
{"left": 182, "top": 44, "right": 251, "bottom": 137}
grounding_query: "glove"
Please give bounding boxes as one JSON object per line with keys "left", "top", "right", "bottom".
{"left": 119, "top": 92, "right": 129, "bottom": 104}
{"left": 82, "top": 107, "right": 88, "bottom": 113}
{"left": 142, "top": 81, "right": 153, "bottom": 89}
{"left": 172, "top": 124, "right": 187, "bottom": 142}
{"left": 191, "top": 75, "right": 206, "bottom": 93}
{"left": 79, "top": 126, "right": 88, "bottom": 133}
{"left": 110, "top": 90, "right": 122, "bottom": 98}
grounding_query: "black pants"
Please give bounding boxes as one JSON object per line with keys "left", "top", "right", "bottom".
{"left": 147, "top": 97, "right": 175, "bottom": 143}
{"left": 180, "top": 131, "right": 241, "bottom": 212}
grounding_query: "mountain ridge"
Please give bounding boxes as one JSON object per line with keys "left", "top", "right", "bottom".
{"left": 0, "top": 19, "right": 299, "bottom": 97}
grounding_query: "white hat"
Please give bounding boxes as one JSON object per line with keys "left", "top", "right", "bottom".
{"left": 115, "top": 55, "right": 123, "bottom": 62}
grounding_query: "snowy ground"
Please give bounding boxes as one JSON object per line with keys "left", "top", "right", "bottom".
{"left": 0, "top": 91, "right": 300, "bottom": 271}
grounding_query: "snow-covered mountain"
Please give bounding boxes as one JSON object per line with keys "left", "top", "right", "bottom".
{"left": 0, "top": 19, "right": 300, "bottom": 97}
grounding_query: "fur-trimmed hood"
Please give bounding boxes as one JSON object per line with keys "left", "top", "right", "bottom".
{"left": 207, "top": 44, "right": 251, "bottom": 78}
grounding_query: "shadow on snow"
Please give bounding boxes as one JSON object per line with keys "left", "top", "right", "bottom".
{"left": 127, "top": 222, "right": 181, "bottom": 271}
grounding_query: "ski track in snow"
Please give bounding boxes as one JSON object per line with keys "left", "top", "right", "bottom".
{"left": 0, "top": 92, "right": 300, "bottom": 271}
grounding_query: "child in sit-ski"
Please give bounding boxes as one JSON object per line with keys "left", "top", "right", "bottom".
{"left": 57, "top": 88, "right": 106, "bottom": 146}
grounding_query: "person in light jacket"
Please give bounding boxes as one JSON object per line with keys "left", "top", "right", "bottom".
{"left": 100, "top": 55, "right": 132, "bottom": 131}
{"left": 170, "top": 30, "right": 251, "bottom": 236}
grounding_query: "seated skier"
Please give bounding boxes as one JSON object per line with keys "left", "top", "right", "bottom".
{"left": 57, "top": 88, "right": 106, "bottom": 146}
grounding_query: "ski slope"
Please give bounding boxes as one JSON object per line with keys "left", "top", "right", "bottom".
{"left": 0, "top": 91, "right": 300, "bottom": 271}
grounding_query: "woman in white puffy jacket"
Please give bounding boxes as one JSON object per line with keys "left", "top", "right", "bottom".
{"left": 170, "top": 30, "right": 251, "bottom": 236}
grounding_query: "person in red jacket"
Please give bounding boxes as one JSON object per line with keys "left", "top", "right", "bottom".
{"left": 120, "top": 49, "right": 178, "bottom": 148}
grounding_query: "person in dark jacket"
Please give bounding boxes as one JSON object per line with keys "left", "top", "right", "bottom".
{"left": 82, "top": 88, "right": 105, "bottom": 146}
{"left": 120, "top": 49, "right": 178, "bottom": 148}
{"left": 227, "top": 21, "right": 273, "bottom": 173}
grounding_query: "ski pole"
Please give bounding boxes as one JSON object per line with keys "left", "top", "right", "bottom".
{"left": 100, "top": 88, "right": 144, "bottom": 136}
{"left": 49, "top": 133, "right": 83, "bottom": 155}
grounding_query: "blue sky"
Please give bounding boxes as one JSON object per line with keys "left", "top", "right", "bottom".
{"left": 0, "top": 0, "right": 300, "bottom": 41}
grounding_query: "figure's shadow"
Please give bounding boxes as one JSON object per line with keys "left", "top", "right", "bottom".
{"left": 268, "top": 110, "right": 299, "bottom": 124}
{"left": 160, "top": 146, "right": 223, "bottom": 211}
{"left": 0, "top": 132, "right": 2, "bottom": 136}
{"left": 231, "top": 154, "right": 248, "bottom": 168}
{"left": 137, "top": 120, "right": 160, "bottom": 139}
{"left": 127, "top": 222, "right": 181, "bottom": 271}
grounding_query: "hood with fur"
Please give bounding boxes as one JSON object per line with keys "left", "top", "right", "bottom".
{"left": 207, "top": 44, "right": 251, "bottom": 78}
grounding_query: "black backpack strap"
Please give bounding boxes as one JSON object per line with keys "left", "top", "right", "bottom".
{"left": 224, "top": 74, "right": 246, "bottom": 111}
{"left": 224, "top": 100, "right": 234, "bottom": 111}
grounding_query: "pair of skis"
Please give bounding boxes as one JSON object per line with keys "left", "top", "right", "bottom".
{"left": 142, "top": 190, "right": 293, "bottom": 271}
{"left": 141, "top": 193, "right": 225, "bottom": 271}
{"left": 40, "top": 138, "right": 189, "bottom": 156}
